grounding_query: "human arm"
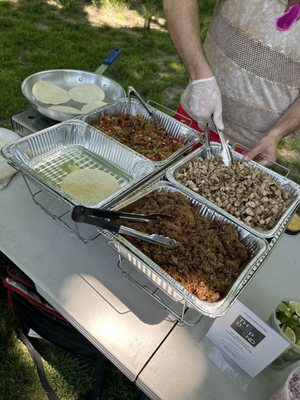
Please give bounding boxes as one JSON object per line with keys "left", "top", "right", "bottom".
{"left": 162, "top": 0, "right": 212, "bottom": 79}
{"left": 162, "top": 0, "right": 223, "bottom": 130}
{"left": 243, "top": 96, "right": 300, "bottom": 166}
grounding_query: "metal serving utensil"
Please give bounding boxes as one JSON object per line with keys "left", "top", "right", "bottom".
{"left": 127, "top": 86, "right": 157, "bottom": 126}
{"left": 203, "top": 122, "right": 213, "bottom": 161}
{"left": 211, "top": 117, "right": 233, "bottom": 166}
{"left": 71, "top": 206, "right": 177, "bottom": 247}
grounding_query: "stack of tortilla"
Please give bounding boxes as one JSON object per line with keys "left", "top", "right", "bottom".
{"left": 32, "top": 80, "right": 107, "bottom": 114}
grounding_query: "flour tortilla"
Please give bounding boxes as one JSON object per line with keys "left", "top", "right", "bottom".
{"left": 69, "top": 84, "right": 105, "bottom": 103}
{"left": 60, "top": 168, "right": 119, "bottom": 204}
{"left": 81, "top": 100, "right": 107, "bottom": 114}
{"left": 49, "top": 105, "right": 83, "bottom": 114}
{"left": 32, "top": 80, "right": 71, "bottom": 105}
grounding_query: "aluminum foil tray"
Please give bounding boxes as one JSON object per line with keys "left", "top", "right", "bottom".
{"left": 79, "top": 98, "right": 201, "bottom": 167}
{"left": 1, "top": 120, "right": 155, "bottom": 208}
{"left": 101, "top": 181, "right": 268, "bottom": 318}
{"left": 166, "top": 143, "right": 300, "bottom": 239}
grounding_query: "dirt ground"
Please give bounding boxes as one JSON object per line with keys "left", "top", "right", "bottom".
{"left": 47, "top": 0, "right": 166, "bottom": 30}
{"left": 83, "top": 5, "right": 166, "bottom": 30}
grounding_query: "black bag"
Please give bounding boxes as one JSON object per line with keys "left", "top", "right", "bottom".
{"left": 2, "top": 263, "right": 149, "bottom": 400}
{"left": 2, "top": 264, "right": 107, "bottom": 400}
{"left": 4, "top": 264, "right": 101, "bottom": 363}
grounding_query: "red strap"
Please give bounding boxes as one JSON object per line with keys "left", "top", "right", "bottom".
{"left": 6, "top": 287, "right": 16, "bottom": 320}
{"left": 174, "top": 104, "right": 245, "bottom": 154}
{"left": 3, "top": 278, "right": 67, "bottom": 322}
{"left": 7, "top": 269, "right": 35, "bottom": 288}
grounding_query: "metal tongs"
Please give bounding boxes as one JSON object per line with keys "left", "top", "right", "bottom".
{"left": 204, "top": 117, "right": 233, "bottom": 166}
{"left": 127, "top": 86, "right": 157, "bottom": 126}
{"left": 71, "top": 206, "right": 177, "bottom": 247}
{"left": 204, "top": 122, "right": 213, "bottom": 161}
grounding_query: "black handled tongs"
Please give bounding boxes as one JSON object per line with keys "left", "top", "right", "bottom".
{"left": 71, "top": 206, "right": 177, "bottom": 247}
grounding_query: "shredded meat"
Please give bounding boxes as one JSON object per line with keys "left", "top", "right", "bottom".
{"left": 121, "top": 191, "right": 250, "bottom": 302}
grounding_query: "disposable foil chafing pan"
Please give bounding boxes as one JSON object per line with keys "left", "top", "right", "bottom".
{"left": 166, "top": 143, "right": 300, "bottom": 239}
{"left": 1, "top": 120, "right": 155, "bottom": 208}
{"left": 79, "top": 98, "right": 201, "bottom": 167}
{"left": 100, "top": 181, "right": 268, "bottom": 318}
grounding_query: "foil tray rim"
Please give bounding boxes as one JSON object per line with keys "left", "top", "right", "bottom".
{"left": 1, "top": 119, "right": 156, "bottom": 209}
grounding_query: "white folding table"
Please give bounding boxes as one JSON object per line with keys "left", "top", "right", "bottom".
{"left": 0, "top": 173, "right": 177, "bottom": 381}
{"left": 1, "top": 173, "right": 299, "bottom": 399}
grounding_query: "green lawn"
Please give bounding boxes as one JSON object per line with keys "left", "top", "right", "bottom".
{"left": 0, "top": 0, "right": 217, "bottom": 124}
{"left": 0, "top": 1, "right": 179, "bottom": 124}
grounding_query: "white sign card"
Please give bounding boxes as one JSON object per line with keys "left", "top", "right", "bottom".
{"left": 206, "top": 300, "right": 290, "bottom": 377}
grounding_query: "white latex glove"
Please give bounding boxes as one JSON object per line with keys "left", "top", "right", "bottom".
{"left": 181, "top": 76, "right": 224, "bottom": 131}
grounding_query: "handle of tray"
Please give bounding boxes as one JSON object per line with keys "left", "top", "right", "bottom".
{"left": 146, "top": 100, "right": 177, "bottom": 120}
{"left": 232, "top": 143, "right": 290, "bottom": 177}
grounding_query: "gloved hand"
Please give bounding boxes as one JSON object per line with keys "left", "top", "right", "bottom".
{"left": 180, "top": 76, "right": 224, "bottom": 131}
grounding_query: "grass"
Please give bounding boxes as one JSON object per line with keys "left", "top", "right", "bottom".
{"left": 0, "top": 0, "right": 185, "bottom": 124}
{"left": 0, "top": 0, "right": 216, "bottom": 126}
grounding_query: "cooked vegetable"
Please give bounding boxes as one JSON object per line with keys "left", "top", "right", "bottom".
{"left": 91, "top": 113, "right": 182, "bottom": 161}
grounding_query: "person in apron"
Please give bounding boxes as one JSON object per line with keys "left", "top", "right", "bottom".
{"left": 163, "top": 0, "right": 300, "bottom": 166}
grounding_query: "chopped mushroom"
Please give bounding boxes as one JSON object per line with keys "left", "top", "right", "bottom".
{"left": 175, "top": 157, "right": 293, "bottom": 230}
